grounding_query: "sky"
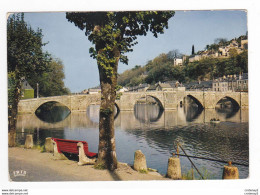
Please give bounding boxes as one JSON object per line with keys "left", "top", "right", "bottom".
{"left": 22, "top": 10, "right": 247, "bottom": 93}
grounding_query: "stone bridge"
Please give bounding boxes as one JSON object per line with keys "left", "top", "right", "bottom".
{"left": 18, "top": 91, "right": 248, "bottom": 114}
{"left": 18, "top": 94, "right": 101, "bottom": 114}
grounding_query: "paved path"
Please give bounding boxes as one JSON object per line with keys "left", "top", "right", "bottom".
{"left": 8, "top": 147, "right": 169, "bottom": 182}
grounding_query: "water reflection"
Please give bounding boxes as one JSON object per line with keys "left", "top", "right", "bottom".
{"left": 134, "top": 104, "right": 163, "bottom": 123}
{"left": 16, "top": 103, "right": 249, "bottom": 179}
{"left": 184, "top": 103, "right": 203, "bottom": 122}
{"left": 86, "top": 105, "right": 120, "bottom": 124}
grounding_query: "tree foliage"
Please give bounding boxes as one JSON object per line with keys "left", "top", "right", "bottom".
{"left": 192, "top": 45, "right": 195, "bottom": 55}
{"left": 118, "top": 50, "right": 248, "bottom": 85}
{"left": 66, "top": 11, "right": 175, "bottom": 170}
{"left": 167, "top": 49, "right": 183, "bottom": 59}
{"left": 7, "top": 13, "right": 69, "bottom": 146}
{"left": 8, "top": 13, "right": 50, "bottom": 80}
{"left": 7, "top": 13, "right": 51, "bottom": 143}
{"left": 27, "top": 58, "right": 70, "bottom": 97}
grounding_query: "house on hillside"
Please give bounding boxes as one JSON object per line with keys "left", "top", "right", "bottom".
{"left": 241, "top": 39, "right": 248, "bottom": 49}
{"left": 218, "top": 39, "right": 245, "bottom": 57}
{"left": 188, "top": 38, "right": 248, "bottom": 62}
{"left": 189, "top": 55, "right": 202, "bottom": 62}
{"left": 156, "top": 82, "right": 173, "bottom": 91}
{"left": 173, "top": 58, "right": 183, "bottom": 66}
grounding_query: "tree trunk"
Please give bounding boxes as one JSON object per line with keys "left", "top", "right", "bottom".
{"left": 95, "top": 49, "right": 119, "bottom": 171}
{"left": 8, "top": 73, "right": 21, "bottom": 147}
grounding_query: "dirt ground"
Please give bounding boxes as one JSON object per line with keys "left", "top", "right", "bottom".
{"left": 8, "top": 147, "right": 170, "bottom": 181}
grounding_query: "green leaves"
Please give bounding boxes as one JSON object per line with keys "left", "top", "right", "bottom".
{"left": 8, "top": 13, "right": 69, "bottom": 98}
{"left": 7, "top": 13, "right": 50, "bottom": 79}
{"left": 66, "top": 11, "right": 175, "bottom": 79}
{"left": 118, "top": 48, "right": 248, "bottom": 86}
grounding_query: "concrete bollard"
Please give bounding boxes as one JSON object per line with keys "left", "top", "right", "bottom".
{"left": 133, "top": 150, "right": 147, "bottom": 172}
{"left": 77, "top": 142, "right": 96, "bottom": 166}
{"left": 45, "top": 137, "right": 54, "bottom": 153}
{"left": 24, "top": 134, "right": 34, "bottom": 149}
{"left": 167, "top": 156, "right": 182, "bottom": 179}
{"left": 222, "top": 161, "right": 239, "bottom": 179}
{"left": 51, "top": 139, "right": 68, "bottom": 160}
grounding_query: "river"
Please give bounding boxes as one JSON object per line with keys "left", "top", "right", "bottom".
{"left": 15, "top": 101, "right": 249, "bottom": 180}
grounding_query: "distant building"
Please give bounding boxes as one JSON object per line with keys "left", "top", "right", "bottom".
{"left": 166, "top": 80, "right": 180, "bottom": 88}
{"left": 212, "top": 80, "right": 228, "bottom": 92}
{"left": 127, "top": 83, "right": 149, "bottom": 92}
{"left": 173, "top": 58, "right": 183, "bottom": 66}
{"left": 189, "top": 55, "right": 202, "bottom": 62}
{"left": 118, "top": 87, "right": 128, "bottom": 92}
{"left": 146, "top": 84, "right": 157, "bottom": 91}
{"left": 20, "top": 79, "right": 34, "bottom": 99}
{"left": 237, "top": 73, "right": 248, "bottom": 92}
{"left": 8, "top": 77, "right": 34, "bottom": 99}
{"left": 188, "top": 38, "right": 247, "bottom": 62}
{"left": 81, "top": 89, "right": 89, "bottom": 94}
{"left": 156, "top": 82, "right": 173, "bottom": 91}
{"left": 218, "top": 39, "right": 246, "bottom": 57}
{"left": 241, "top": 39, "right": 248, "bottom": 50}
{"left": 185, "top": 81, "right": 213, "bottom": 91}
{"left": 212, "top": 73, "right": 248, "bottom": 92}
{"left": 88, "top": 86, "right": 101, "bottom": 94}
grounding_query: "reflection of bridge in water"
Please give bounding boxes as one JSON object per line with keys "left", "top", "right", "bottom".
{"left": 16, "top": 107, "right": 249, "bottom": 131}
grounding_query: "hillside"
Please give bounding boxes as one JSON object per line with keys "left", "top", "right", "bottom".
{"left": 118, "top": 36, "right": 248, "bottom": 87}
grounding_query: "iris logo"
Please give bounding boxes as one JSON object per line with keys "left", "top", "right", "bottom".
{"left": 13, "top": 170, "right": 26, "bottom": 177}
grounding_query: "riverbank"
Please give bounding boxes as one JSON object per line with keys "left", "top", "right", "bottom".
{"left": 8, "top": 147, "right": 169, "bottom": 181}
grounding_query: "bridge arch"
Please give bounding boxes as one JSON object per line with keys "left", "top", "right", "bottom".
{"left": 214, "top": 96, "right": 240, "bottom": 109}
{"left": 134, "top": 94, "right": 164, "bottom": 111}
{"left": 33, "top": 100, "right": 71, "bottom": 114}
{"left": 186, "top": 95, "right": 204, "bottom": 109}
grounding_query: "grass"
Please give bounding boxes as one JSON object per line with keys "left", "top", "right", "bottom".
{"left": 94, "top": 163, "right": 106, "bottom": 170}
{"left": 182, "top": 167, "right": 214, "bottom": 180}
{"left": 33, "top": 144, "right": 46, "bottom": 153}
{"left": 139, "top": 169, "right": 148, "bottom": 174}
